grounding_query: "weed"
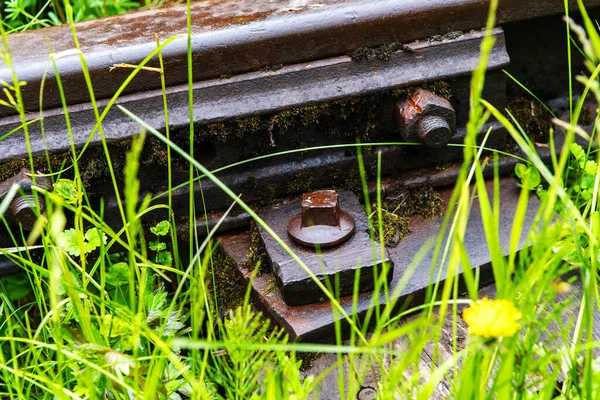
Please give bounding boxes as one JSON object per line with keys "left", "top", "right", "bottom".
{"left": 2, "top": 0, "right": 600, "bottom": 398}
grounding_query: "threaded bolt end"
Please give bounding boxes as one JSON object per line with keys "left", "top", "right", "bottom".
{"left": 10, "top": 195, "right": 42, "bottom": 230}
{"left": 418, "top": 115, "right": 452, "bottom": 148}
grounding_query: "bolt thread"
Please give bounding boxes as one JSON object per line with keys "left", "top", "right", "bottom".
{"left": 9, "top": 195, "right": 42, "bottom": 230}
{"left": 418, "top": 115, "right": 451, "bottom": 147}
{"left": 10, "top": 195, "right": 36, "bottom": 214}
{"left": 419, "top": 115, "right": 450, "bottom": 135}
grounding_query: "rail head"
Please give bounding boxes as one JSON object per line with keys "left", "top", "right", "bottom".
{"left": 0, "top": 0, "right": 595, "bottom": 117}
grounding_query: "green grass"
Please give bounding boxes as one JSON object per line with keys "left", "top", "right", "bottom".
{"left": 1, "top": 0, "right": 162, "bottom": 33}
{"left": 1, "top": 0, "right": 600, "bottom": 398}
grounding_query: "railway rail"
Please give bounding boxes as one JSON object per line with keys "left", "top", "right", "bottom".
{"left": 0, "top": 0, "right": 597, "bottom": 344}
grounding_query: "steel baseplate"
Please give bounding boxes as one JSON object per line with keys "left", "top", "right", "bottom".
{"left": 220, "top": 177, "right": 540, "bottom": 342}
{"left": 256, "top": 191, "right": 392, "bottom": 307}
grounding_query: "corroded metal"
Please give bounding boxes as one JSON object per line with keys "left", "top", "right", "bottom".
{"left": 396, "top": 88, "right": 456, "bottom": 148}
{"left": 223, "top": 177, "right": 540, "bottom": 341}
{"left": 257, "top": 191, "right": 391, "bottom": 307}
{"left": 0, "top": 169, "right": 52, "bottom": 230}
{"left": 0, "top": 28, "right": 509, "bottom": 163}
{"left": 287, "top": 190, "right": 355, "bottom": 249}
{"left": 0, "top": 0, "right": 596, "bottom": 117}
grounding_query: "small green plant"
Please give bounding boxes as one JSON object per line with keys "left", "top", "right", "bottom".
{"left": 518, "top": 142, "right": 599, "bottom": 214}
{"left": 53, "top": 178, "right": 81, "bottom": 205}
{"left": 58, "top": 227, "right": 106, "bottom": 256}
{"left": 564, "top": 142, "right": 598, "bottom": 208}
{"left": 150, "top": 220, "right": 172, "bottom": 267}
{"left": 514, "top": 162, "right": 541, "bottom": 190}
{"left": 208, "top": 305, "right": 314, "bottom": 399}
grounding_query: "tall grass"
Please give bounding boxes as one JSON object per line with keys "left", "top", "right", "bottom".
{"left": 0, "top": 0, "right": 600, "bottom": 398}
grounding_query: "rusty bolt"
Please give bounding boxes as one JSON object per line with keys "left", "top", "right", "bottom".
{"left": 301, "top": 190, "right": 340, "bottom": 227}
{"left": 0, "top": 168, "right": 53, "bottom": 230}
{"left": 357, "top": 387, "right": 377, "bottom": 400}
{"left": 287, "top": 189, "right": 355, "bottom": 249}
{"left": 395, "top": 88, "right": 456, "bottom": 148}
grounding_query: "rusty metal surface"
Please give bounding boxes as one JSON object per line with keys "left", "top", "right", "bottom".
{"left": 0, "top": 0, "right": 596, "bottom": 117}
{"left": 0, "top": 168, "right": 52, "bottom": 230}
{"left": 257, "top": 191, "right": 391, "bottom": 306}
{"left": 194, "top": 140, "right": 554, "bottom": 238}
{"left": 396, "top": 89, "right": 456, "bottom": 148}
{"left": 287, "top": 190, "right": 356, "bottom": 249}
{"left": 222, "top": 177, "right": 540, "bottom": 341}
{"left": 0, "top": 28, "right": 508, "bottom": 163}
{"left": 134, "top": 121, "right": 506, "bottom": 232}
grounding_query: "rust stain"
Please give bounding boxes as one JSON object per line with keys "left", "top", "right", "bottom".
{"left": 3, "top": 0, "right": 342, "bottom": 64}
{"left": 407, "top": 97, "right": 422, "bottom": 113}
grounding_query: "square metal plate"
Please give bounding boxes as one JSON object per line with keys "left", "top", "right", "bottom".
{"left": 256, "top": 191, "right": 392, "bottom": 306}
{"left": 221, "top": 178, "right": 540, "bottom": 342}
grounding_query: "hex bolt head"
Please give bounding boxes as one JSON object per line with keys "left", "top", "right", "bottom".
{"left": 288, "top": 189, "right": 355, "bottom": 249}
{"left": 395, "top": 88, "right": 456, "bottom": 148}
{"left": 0, "top": 168, "right": 52, "bottom": 230}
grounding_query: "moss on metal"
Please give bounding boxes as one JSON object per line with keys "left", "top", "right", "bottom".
{"left": 371, "top": 186, "right": 443, "bottom": 247}
{"left": 207, "top": 248, "right": 247, "bottom": 317}
{"left": 506, "top": 97, "right": 553, "bottom": 143}
{"left": 245, "top": 221, "right": 269, "bottom": 274}
{"left": 287, "top": 172, "right": 312, "bottom": 195}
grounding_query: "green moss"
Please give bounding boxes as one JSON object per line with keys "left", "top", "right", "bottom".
{"left": 244, "top": 180, "right": 274, "bottom": 210}
{"left": 344, "top": 168, "right": 363, "bottom": 193}
{"left": 349, "top": 42, "right": 408, "bottom": 62}
{"left": 297, "top": 351, "right": 322, "bottom": 372}
{"left": 373, "top": 209, "right": 409, "bottom": 247}
{"left": 245, "top": 222, "right": 269, "bottom": 274}
{"left": 200, "top": 115, "right": 262, "bottom": 144}
{"left": 287, "top": 172, "right": 312, "bottom": 195}
{"left": 262, "top": 64, "right": 284, "bottom": 72}
{"left": 391, "top": 80, "right": 453, "bottom": 102}
{"left": 208, "top": 248, "right": 247, "bottom": 316}
{"left": 258, "top": 185, "right": 276, "bottom": 207}
{"left": 329, "top": 164, "right": 342, "bottom": 181}
{"left": 246, "top": 176, "right": 258, "bottom": 189}
{"left": 0, "top": 152, "right": 68, "bottom": 181}
{"left": 506, "top": 97, "right": 553, "bottom": 143}
{"left": 205, "top": 122, "right": 230, "bottom": 142}
{"left": 264, "top": 276, "right": 278, "bottom": 295}
{"left": 234, "top": 115, "right": 261, "bottom": 133}
{"left": 435, "top": 161, "right": 459, "bottom": 171}
{"left": 579, "top": 107, "right": 594, "bottom": 126}
{"left": 0, "top": 158, "right": 34, "bottom": 181}
{"left": 370, "top": 186, "right": 443, "bottom": 247}
{"left": 269, "top": 103, "right": 331, "bottom": 136}
{"left": 395, "top": 186, "right": 443, "bottom": 219}
{"left": 427, "top": 31, "right": 464, "bottom": 43}
{"left": 424, "top": 80, "right": 453, "bottom": 100}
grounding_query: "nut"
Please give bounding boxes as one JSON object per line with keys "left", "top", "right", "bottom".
{"left": 395, "top": 88, "right": 456, "bottom": 148}
{"left": 287, "top": 190, "right": 355, "bottom": 249}
{"left": 0, "top": 168, "right": 53, "bottom": 230}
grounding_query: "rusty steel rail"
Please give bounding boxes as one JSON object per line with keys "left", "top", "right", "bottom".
{"left": 1, "top": 0, "right": 598, "bottom": 116}
{"left": 0, "top": 28, "right": 509, "bottom": 160}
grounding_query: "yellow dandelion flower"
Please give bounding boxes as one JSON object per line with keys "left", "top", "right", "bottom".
{"left": 463, "top": 298, "right": 522, "bottom": 338}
